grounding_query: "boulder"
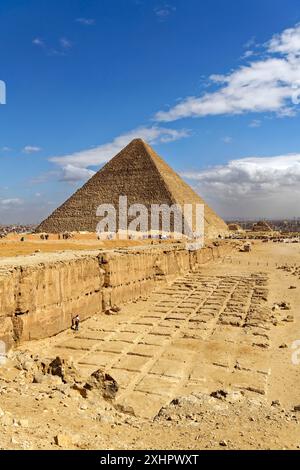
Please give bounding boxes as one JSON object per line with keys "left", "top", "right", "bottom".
{"left": 47, "top": 356, "right": 81, "bottom": 384}
{"left": 84, "top": 369, "right": 119, "bottom": 400}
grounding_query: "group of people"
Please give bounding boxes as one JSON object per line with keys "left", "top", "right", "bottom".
{"left": 40, "top": 233, "right": 49, "bottom": 240}
{"left": 39, "top": 232, "right": 73, "bottom": 240}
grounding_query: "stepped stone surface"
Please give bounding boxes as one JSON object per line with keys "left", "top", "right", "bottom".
{"left": 30, "top": 269, "right": 274, "bottom": 418}
{"left": 0, "top": 242, "right": 233, "bottom": 349}
{"left": 36, "top": 139, "right": 228, "bottom": 238}
{"left": 0, "top": 241, "right": 299, "bottom": 450}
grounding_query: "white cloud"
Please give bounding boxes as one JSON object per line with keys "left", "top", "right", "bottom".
{"left": 30, "top": 170, "right": 59, "bottom": 185}
{"left": 60, "top": 37, "right": 72, "bottom": 50}
{"left": 244, "top": 37, "right": 257, "bottom": 50}
{"left": 154, "top": 4, "right": 176, "bottom": 21}
{"left": 0, "top": 198, "right": 23, "bottom": 207}
{"left": 249, "top": 119, "right": 262, "bottom": 128}
{"left": 268, "top": 24, "right": 300, "bottom": 56}
{"left": 182, "top": 153, "right": 300, "bottom": 218}
{"left": 32, "top": 37, "right": 45, "bottom": 47}
{"left": 242, "top": 50, "right": 255, "bottom": 59}
{"left": 76, "top": 18, "right": 95, "bottom": 25}
{"left": 222, "top": 136, "right": 233, "bottom": 144}
{"left": 23, "top": 145, "right": 42, "bottom": 154}
{"left": 60, "top": 165, "right": 96, "bottom": 183}
{"left": 50, "top": 126, "right": 190, "bottom": 177}
{"left": 155, "top": 24, "right": 300, "bottom": 122}
{"left": 33, "top": 37, "right": 72, "bottom": 56}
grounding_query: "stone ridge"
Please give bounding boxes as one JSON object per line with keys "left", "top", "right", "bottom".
{"left": 142, "top": 140, "right": 228, "bottom": 238}
{"left": 36, "top": 139, "right": 228, "bottom": 238}
{"left": 0, "top": 241, "right": 233, "bottom": 348}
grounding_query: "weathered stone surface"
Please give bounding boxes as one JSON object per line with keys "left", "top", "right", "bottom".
{"left": 0, "top": 243, "right": 233, "bottom": 349}
{"left": 54, "top": 433, "right": 76, "bottom": 448}
{"left": 36, "top": 139, "right": 228, "bottom": 239}
{"left": 85, "top": 369, "right": 119, "bottom": 400}
{"left": 47, "top": 356, "right": 81, "bottom": 384}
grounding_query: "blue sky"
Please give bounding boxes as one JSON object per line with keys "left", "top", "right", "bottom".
{"left": 1, "top": 0, "right": 300, "bottom": 223}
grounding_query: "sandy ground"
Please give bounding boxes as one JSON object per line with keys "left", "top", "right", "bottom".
{"left": 0, "top": 241, "right": 300, "bottom": 450}
{"left": 0, "top": 234, "right": 178, "bottom": 258}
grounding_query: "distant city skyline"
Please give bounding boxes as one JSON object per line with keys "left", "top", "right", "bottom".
{"left": 1, "top": 0, "right": 300, "bottom": 223}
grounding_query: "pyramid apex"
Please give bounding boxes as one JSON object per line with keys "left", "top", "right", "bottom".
{"left": 124, "top": 138, "right": 152, "bottom": 154}
{"left": 129, "top": 137, "right": 146, "bottom": 145}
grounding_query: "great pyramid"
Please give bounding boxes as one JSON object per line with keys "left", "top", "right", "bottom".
{"left": 37, "top": 139, "right": 228, "bottom": 239}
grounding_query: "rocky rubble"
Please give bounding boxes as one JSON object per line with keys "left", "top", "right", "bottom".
{"left": 0, "top": 349, "right": 299, "bottom": 450}
{"left": 154, "top": 392, "right": 300, "bottom": 449}
{"left": 277, "top": 264, "right": 300, "bottom": 280}
{"left": 0, "top": 350, "right": 138, "bottom": 449}
{"left": 10, "top": 352, "right": 119, "bottom": 402}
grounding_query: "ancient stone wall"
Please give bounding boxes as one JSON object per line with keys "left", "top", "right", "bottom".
{"left": 0, "top": 243, "right": 233, "bottom": 349}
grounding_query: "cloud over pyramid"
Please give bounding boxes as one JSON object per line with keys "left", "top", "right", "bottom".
{"left": 37, "top": 139, "right": 228, "bottom": 238}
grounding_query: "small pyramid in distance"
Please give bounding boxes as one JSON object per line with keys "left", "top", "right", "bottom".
{"left": 36, "top": 138, "right": 228, "bottom": 238}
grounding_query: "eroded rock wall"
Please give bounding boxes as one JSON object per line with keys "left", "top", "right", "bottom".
{"left": 0, "top": 256, "right": 103, "bottom": 347}
{"left": 100, "top": 245, "right": 191, "bottom": 309}
{"left": 0, "top": 242, "right": 233, "bottom": 349}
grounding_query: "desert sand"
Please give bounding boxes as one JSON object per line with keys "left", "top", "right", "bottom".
{"left": 0, "top": 233, "right": 177, "bottom": 258}
{"left": 0, "top": 240, "right": 300, "bottom": 450}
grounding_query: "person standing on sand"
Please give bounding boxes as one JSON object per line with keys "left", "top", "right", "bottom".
{"left": 72, "top": 315, "right": 80, "bottom": 331}
{"left": 75, "top": 315, "right": 80, "bottom": 331}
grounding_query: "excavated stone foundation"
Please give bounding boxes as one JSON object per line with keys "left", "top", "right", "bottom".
{"left": 0, "top": 242, "right": 233, "bottom": 349}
